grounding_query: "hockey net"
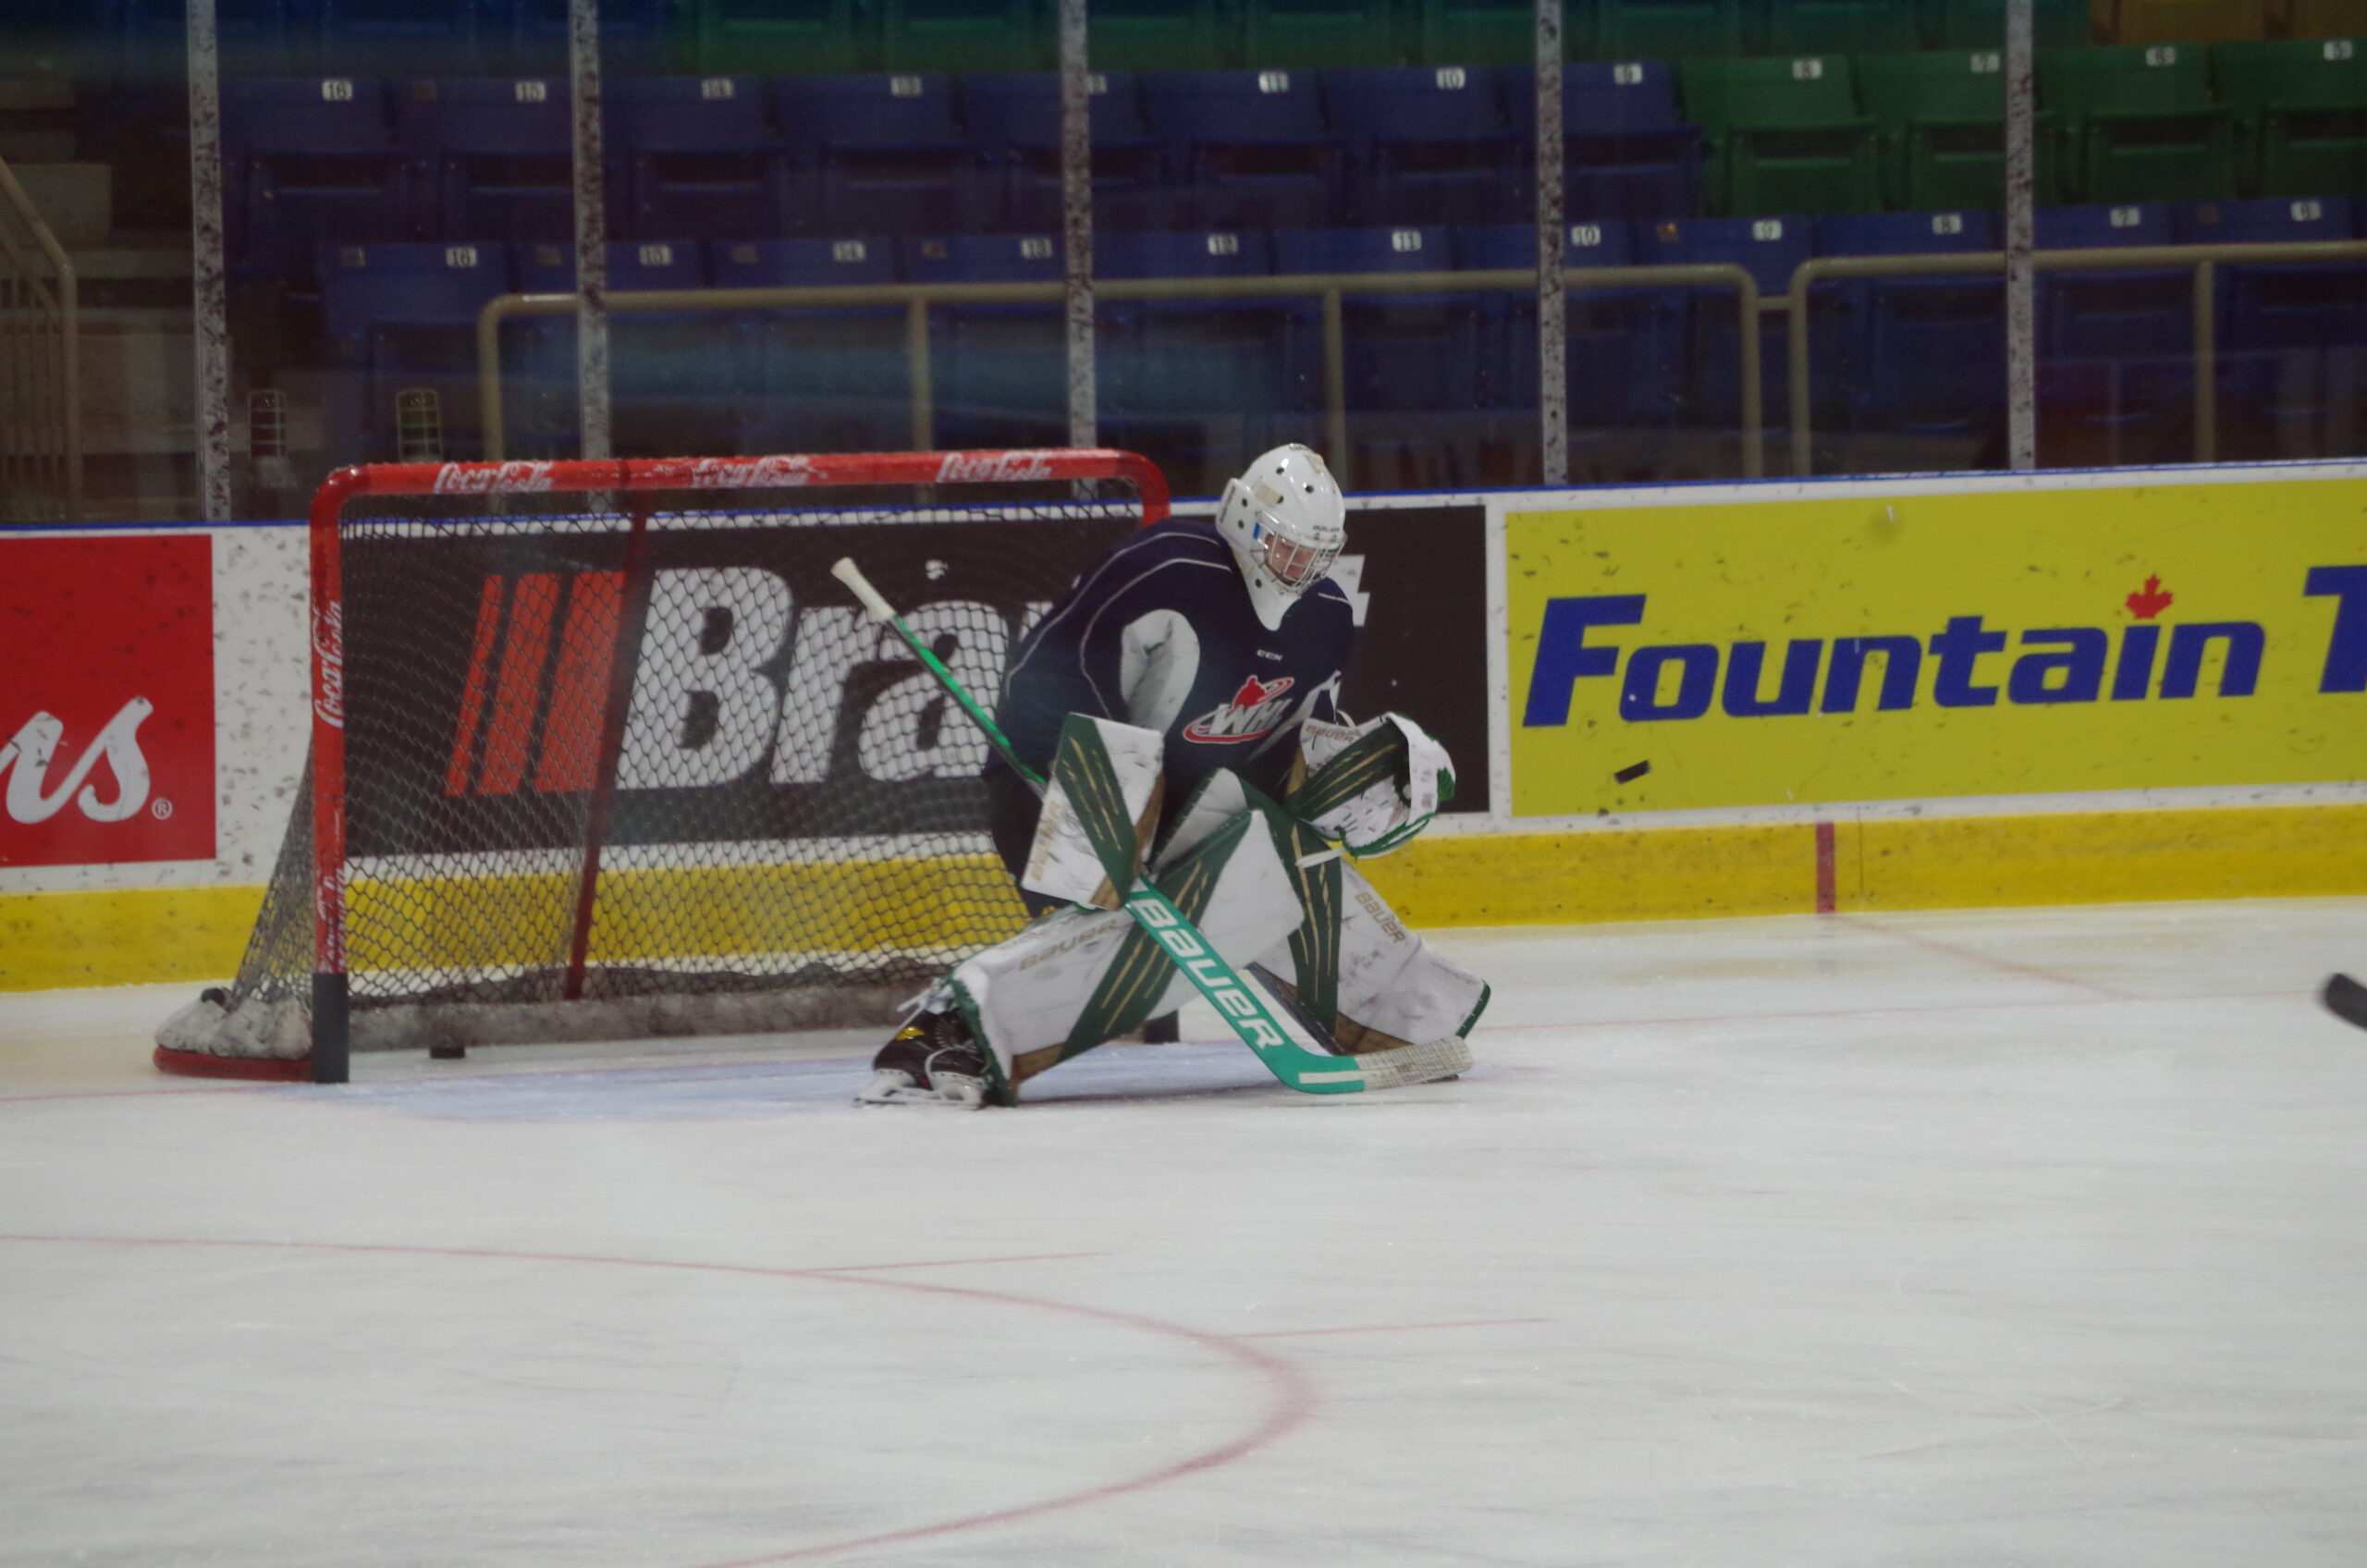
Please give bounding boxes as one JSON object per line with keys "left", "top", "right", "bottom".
{"left": 156, "top": 449, "right": 1169, "bottom": 1082}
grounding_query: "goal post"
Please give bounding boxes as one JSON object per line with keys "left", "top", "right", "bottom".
{"left": 157, "top": 449, "right": 1170, "bottom": 1084}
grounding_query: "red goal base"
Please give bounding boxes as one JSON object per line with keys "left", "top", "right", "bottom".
{"left": 153, "top": 1045, "right": 314, "bottom": 1083}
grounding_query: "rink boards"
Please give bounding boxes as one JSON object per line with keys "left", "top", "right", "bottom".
{"left": 5, "top": 459, "right": 2365, "bottom": 989}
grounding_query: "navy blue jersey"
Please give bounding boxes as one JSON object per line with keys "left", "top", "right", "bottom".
{"left": 993, "top": 519, "right": 1356, "bottom": 802}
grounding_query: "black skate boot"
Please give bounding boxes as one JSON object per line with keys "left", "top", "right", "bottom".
{"left": 854, "top": 1007, "right": 991, "bottom": 1108}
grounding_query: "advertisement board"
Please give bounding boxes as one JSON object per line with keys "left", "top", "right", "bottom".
{"left": 340, "top": 501, "right": 1487, "bottom": 859}
{"left": 1508, "top": 478, "right": 2367, "bottom": 816}
{"left": 0, "top": 534, "right": 217, "bottom": 868}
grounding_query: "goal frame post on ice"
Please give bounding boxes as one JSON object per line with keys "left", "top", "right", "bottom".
{"left": 293, "top": 449, "right": 1171, "bottom": 1085}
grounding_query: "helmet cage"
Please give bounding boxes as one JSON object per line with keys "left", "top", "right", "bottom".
{"left": 1248, "top": 512, "right": 1339, "bottom": 594}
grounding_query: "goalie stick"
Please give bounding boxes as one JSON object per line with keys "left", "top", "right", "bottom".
{"left": 2324, "top": 974, "right": 2367, "bottom": 1033}
{"left": 829, "top": 557, "right": 1468, "bottom": 1096}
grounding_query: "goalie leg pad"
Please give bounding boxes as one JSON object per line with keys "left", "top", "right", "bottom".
{"left": 948, "top": 808, "right": 1307, "bottom": 1095}
{"left": 1262, "top": 860, "right": 1488, "bottom": 1057}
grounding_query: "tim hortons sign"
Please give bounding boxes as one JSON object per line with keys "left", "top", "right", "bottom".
{"left": 0, "top": 534, "right": 217, "bottom": 867}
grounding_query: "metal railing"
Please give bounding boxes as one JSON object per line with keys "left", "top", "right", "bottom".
{"left": 0, "top": 153, "right": 80, "bottom": 522}
{"left": 1785, "top": 239, "right": 2367, "bottom": 475}
{"left": 475, "top": 263, "right": 1765, "bottom": 476}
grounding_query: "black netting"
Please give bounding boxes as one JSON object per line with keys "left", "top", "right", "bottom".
{"left": 216, "top": 476, "right": 1143, "bottom": 1052}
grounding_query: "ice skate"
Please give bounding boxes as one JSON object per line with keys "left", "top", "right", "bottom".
{"left": 855, "top": 1009, "right": 991, "bottom": 1109}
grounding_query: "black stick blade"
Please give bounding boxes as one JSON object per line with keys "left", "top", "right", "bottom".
{"left": 2322, "top": 974, "right": 2367, "bottom": 1032}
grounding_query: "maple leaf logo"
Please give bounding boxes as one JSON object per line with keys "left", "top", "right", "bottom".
{"left": 2126, "top": 575, "right": 2174, "bottom": 619}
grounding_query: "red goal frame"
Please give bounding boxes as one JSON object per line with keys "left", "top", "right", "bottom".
{"left": 300, "top": 448, "right": 1170, "bottom": 1084}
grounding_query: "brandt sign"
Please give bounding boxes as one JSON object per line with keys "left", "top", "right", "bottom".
{"left": 0, "top": 534, "right": 217, "bottom": 867}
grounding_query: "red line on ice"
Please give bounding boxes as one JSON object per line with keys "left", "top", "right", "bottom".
{"left": 1226, "top": 1317, "right": 1551, "bottom": 1340}
{"left": 0, "top": 1233, "right": 1314, "bottom": 1567}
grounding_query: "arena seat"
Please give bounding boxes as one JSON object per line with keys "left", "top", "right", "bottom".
{"left": 1460, "top": 219, "right": 1684, "bottom": 435}
{"left": 711, "top": 236, "right": 913, "bottom": 454}
{"left": 1140, "top": 67, "right": 1343, "bottom": 231}
{"left": 1678, "top": 55, "right": 1883, "bottom": 217}
{"left": 1591, "top": 0, "right": 1746, "bottom": 61}
{"left": 1411, "top": 0, "right": 1541, "bottom": 68}
{"left": 319, "top": 239, "right": 514, "bottom": 465}
{"left": 2039, "top": 43, "right": 2238, "bottom": 203}
{"left": 506, "top": 239, "right": 727, "bottom": 457}
{"left": 106, "top": 0, "right": 309, "bottom": 80}
{"left": 2213, "top": 38, "right": 2367, "bottom": 200}
{"left": 1085, "top": 0, "right": 1233, "bottom": 72}
{"left": 878, "top": 0, "right": 1050, "bottom": 73}
{"left": 1858, "top": 48, "right": 2066, "bottom": 212}
{"left": 959, "top": 70, "right": 1167, "bottom": 231}
{"left": 1243, "top": 0, "right": 1405, "bottom": 68}
{"left": 901, "top": 232, "right": 1069, "bottom": 450}
{"left": 2287, "top": 0, "right": 2367, "bottom": 35}
{"left": 1639, "top": 212, "right": 1812, "bottom": 432}
{"left": 398, "top": 77, "right": 574, "bottom": 246}
{"left": 223, "top": 76, "right": 420, "bottom": 281}
{"left": 1759, "top": 0, "right": 1921, "bottom": 56}
{"left": 495, "top": 0, "right": 673, "bottom": 76}
{"left": 1925, "top": 0, "right": 2090, "bottom": 47}
{"left": 1324, "top": 66, "right": 1522, "bottom": 226}
{"left": 1811, "top": 209, "right": 2004, "bottom": 446}
{"left": 679, "top": 0, "right": 869, "bottom": 75}
{"left": 2177, "top": 195, "right": 2365, "bottom": 457}
{"left": 2034, "top": 200, "right": 2191, "bottom": 464}
{"left": 1098, "top": 229, "right": 1293, "bottom": 495}
{"left": 772, "top": 72, "right": 984, "bottom": 237}
{"left": 607, "top": 74, "right": 791, "bottom": 240}
{"left": 1506, "top": 60, "right": 1706, "bottom": 222}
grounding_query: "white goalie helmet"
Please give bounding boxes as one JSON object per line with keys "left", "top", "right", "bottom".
{"left": 1216, "top": 443, "right": 1347, "bottom": 631}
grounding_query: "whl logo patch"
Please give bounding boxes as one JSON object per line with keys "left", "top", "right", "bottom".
{"left": 1184, "top": 674, "right": 1295, "bottom": 744}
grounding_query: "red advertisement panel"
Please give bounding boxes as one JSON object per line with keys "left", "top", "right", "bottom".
{"left": 1, "top": 534, "right": 217, "bottom": 868}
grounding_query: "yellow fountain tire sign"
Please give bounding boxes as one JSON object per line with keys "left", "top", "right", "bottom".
{"left": 1507, "top": 478, "right": 2367, "bottom": 816}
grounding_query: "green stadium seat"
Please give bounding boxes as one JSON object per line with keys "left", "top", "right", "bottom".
{"left": 1414, "top": 0, "right": 1556, "bottom": 67}
{"left": 1929, "top": 0, "right": 2091, "bottom": 48}
{"left": 1088, "top": 0, "right": 1234, "bottom": 71}
{"left": 2287, "top": 1, "right": 2367, "bottom": 37}
{"left": 1592, "top": 0, "right": 1744, "bottom": 61}
{"left": 2096, "top": 0, "right": 2264, "bottom": 44}
{"left": 1244, "top": 0, "right": 1406, "bottom": 67}
{"left": 684, "top": 0, "right": 871, "bottom": 76}
{"left": 1858, "top": 49, "right": 2066, "bottom": 211}
{"left": 1759, "top": 0, "right": 1921, "bottom": 56}
{"left": 2040, "top": 43, "right": 2238, "bottom": 202}
{"left": 2214, "top": 37, "right": 2367, "bottom": 198}
{"left": 1679, "top": 54, "right": 1883, "bottom": 216}
{"left": 880, "top": 0, "right": 1049, "bottom": 71}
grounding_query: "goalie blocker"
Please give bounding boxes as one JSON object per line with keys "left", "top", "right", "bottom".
{"left": 900, "top": 711, "right": 1487, "bottom": 1106}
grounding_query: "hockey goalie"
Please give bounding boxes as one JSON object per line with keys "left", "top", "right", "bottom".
{"left": 857, "top": 443, "right": 1490, "bottom": 1108}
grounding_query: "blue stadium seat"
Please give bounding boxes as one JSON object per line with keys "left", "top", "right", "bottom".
{"left": 1505, "top": 62, "right": 1705, "bottom": 225}
{"left": 2178, "top": 196, "right": 2366, "bottom": 459}
{"left": 1140, "top": 68, "right": 1343, "bottom": 231}
{"left": 1098, "top": 229, "right": 1293, "bottom": 494}
{"left": 494, "top": 0, "right": 673, "bottom": 76}
{"left": 1460, "top": 220, "right": 1683, "bottom": 441}
{"left": 607, "top": 75, "right": 790, "bottom": 241}
{"left": 958, "top": 71, "right": 1168, "bottom": 232}
{"left": 2034, "top": 201, "right": 2190, "bottom": 464}
{"left": 222, "top": 77, "right": 420, "bottom": 282}
{"left": 711, "top": 236, "right": 913, "bottom": 455}
{"left": 505, "top": 239, "right": 727, "bottom": 457}
{"left": 901, "top": 233, "right": 1068, "bottom": 450}
{"left": 1269, "top": 225, "right": 1482, "bottom": 488}
{"left": 772, "top": 73, "right": 986, "bottom": 238}
{"left": 318, "top": 0, "right": 488, "bottom": 75}
{"left": 1322, "top": 67, "right": 1521, "bottom": 227}
{"left": 397, "top": 77, "right": 573, "bottom": 246}
{"left": 1811, "top": 210, "right": 2004, "bottom": 452}
{"left": 1637, "top": 214, "right": 1812, "bottom": 434}
{"left": 319, "top": 239, "right": 514, "bottom": 465}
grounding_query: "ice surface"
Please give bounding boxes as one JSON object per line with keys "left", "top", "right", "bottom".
{"left": 5, "top": 898, "right": 2366, "bottom": 1566}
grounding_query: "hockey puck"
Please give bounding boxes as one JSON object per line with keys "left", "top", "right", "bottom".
{"left": 427, "top": 1044, "right": 468, "bottom": 1060}
{"left": 1613, "top": 760, "right": 1651, "bottom": 784}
